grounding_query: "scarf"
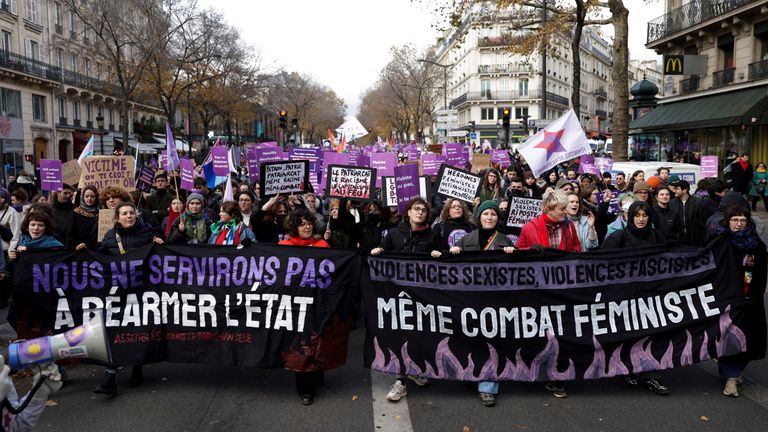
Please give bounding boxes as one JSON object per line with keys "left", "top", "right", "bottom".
{"left": 20, "top": 234, "right": 63, "bottom": 249}
{"left": 165, "top": 208, "right": 183, "bottom": 238}
{"left": 717, "top": 224, "right": 758, "bottom": 250}
{"left": 77, "top": 191, "right": 99, "bottom": 217}
{"left": 211, "top": 220, "right": 241, "bottom": 245}
{"left": 182, "top": 210, "right": 208, "bottom": 243}
{"left": 478, "top": 227, "right": 499, "bottom": 250}
{"left": 540, "top": 214, "right": 566, "bottom": 250}
{"left": 739, "top": 160, "right": 749, "bottom": 171}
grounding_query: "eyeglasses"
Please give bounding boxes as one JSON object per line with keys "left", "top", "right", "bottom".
{"left": 411, "top": 206, "right": 427, "bottom": 213}
{"left": 238, "top": 198, "right": 252, "bottom": 203}
{"left": 730, "top": 217, "right": 748, "bottom": 225}
{"left": 299, "top": 221, "right": 313, "bottom": 228}
{"left": 450, "top": 204, "right": 464, "bottom": 209}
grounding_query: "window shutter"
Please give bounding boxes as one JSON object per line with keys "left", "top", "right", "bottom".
{"left": 25, "top": 39, "right": 31, "bottom": 58}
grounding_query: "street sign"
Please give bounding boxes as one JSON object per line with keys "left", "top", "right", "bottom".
{"left": 448, "top": 130, "right": 468, "bottom": 137}
{"left": 528, "top": 119, "right": 536, "bottom": 128}
{"left": 470, "top": 132, "right": 477, "bottom": 139}
{"left": 662, "top": 55, "right": 707, "bottom": 75}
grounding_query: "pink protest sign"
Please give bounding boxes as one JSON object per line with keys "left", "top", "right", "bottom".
{"left": 700, "top": 156, "right": 718, "bottom": 178}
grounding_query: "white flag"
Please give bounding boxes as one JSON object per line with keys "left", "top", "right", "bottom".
{"left": 517, "top": 109, "right": 591, "bottom": 178}
{"left": 223, "top": 173, "right": 234, "bottom": 202}
{"left": 77, "top": 136, "right": 94, "bottom": 167}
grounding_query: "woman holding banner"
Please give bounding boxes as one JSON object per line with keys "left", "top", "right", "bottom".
{"left": 278, "top": 207, "right": 330, "bottom": 406}
{"left": 714, "top": 206, "right": 767, "bottom": 397}
{"left": 160, "top": 197, "right": 184, "bottom": 241}
{"left": 66, "top": 186, "right": 100, "bottom": 250}
{"left": 371, "top": 197, "right": 441, "bottom": 403}
{"left": 433, "top": 198, "right": 474, "bottom": 250}
{"left": 96, "top": 202, "right": 164, "bottom": 397}
{"left": 207, "top": 202, "right": 255, "bottom": 246}
{"left": 448, "top": 200, "right": 515, "bottom": 407}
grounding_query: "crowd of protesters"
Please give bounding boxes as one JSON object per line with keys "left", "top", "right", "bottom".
{"left": 0, "top": 148, "right": 765, "bottom": 408}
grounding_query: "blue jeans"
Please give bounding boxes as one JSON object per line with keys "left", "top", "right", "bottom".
{"left": 478, "top": 381, "right": 499, "bottom": 394}
{"left": 719, "top": 356, "right": 749, "bottom": 378}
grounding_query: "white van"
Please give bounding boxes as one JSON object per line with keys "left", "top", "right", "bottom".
{"left": 609, "top": 162, "right": 702, "bottom": 193}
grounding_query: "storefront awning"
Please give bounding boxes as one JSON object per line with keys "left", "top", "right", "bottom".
{"left": 629, "top": 86, "right": 768, "bottom": 133}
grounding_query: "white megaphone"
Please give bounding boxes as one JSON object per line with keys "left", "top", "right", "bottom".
{"left": 8, "top": 313, "right": 112, "bottom": 369}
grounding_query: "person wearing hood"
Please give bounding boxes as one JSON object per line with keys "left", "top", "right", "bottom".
{"left": 447, "top": 200, "right": 514, "bottom": 407}
{"left": 606, "top": 192, "right": 637, "bottom": 237}
{"left": 700, "top": 179, "right": 729, "bottom": 222}
{"left": 159, "top": 197, "right": 184, "bottom": 241}
{"left": 602, "top": 201, "right": 670, "bottom": 395}
{"left": 167, "top": 193, "right": 212, "bottom": 245}
{"left": 433, "top": 198, "right": 475, "bottom": 250}
{"left": 324, "top": 198, "right": 357, "bottom": 249}
{"left": 474, "top": 169, "right": 502, "bottom": 206}
{"left": 543, "top": 170, "right": 559, "bottom": 190}
{"left": 371, "top": 197, "right": 441, "bottom": 404}
{"left": 66, "top": 186, "right": 100, "bottom": 250}
{"left": 51, "top": 184, "right": 74, "bottom": 245}
{"left": 351, "top": 200, "right": 394, "bottom": 253}
{"left": 9, "top": 171, "right": 37, "bottom": 201}
{"left": 705, "top": 191, "right": 768, "bottom": 246}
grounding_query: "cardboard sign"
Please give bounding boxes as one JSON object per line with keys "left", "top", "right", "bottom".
{"left": 700, "top": 155, "right": 718, "bottom": 178}
{"left": 471, "top": 153, "right": 491, "bottom": 172}
{"left": 97, "top": 209, "right": 116, "bottom": 242}
{"left": 39, "top": 159, "right": 62, "bottom": 192}
{"left": 325, "top": 164, "right": 376, "bottom": 202}
{"left": 506, "top": 197, "right": 542, "bottom": 228}
{"left": 421, "top": 153, "right": 441, "bottom": 176}
{"left": 211, "top": 146, "right": 229, "bottom": 175}
{"left": 78, "top": 156, "right": 136, "bottom": 191}
{"left": 259, "top": 160, "right": 309, "bottom": 197}
{"left": 61, "top": 160, "right": 82, "bottom": 188}
{"left": 180, "top": 158, "right": 195, "bottom": 191}
{"left": 434, "top": 164, "right": 482, "bottom": 203}
{"left": 135, "top": 165, "right": 156, "bottom": 193}
{"left": 382, "top": 176, "right": 431, "bottom": 209}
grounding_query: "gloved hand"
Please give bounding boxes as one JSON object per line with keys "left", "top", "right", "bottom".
{"left": 31, "top": 363, "right": 62, "bottom": 401}
{"left": 0, "top": 355, "right": 12, "bottom": 400}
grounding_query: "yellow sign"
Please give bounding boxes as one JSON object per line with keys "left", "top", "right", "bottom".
{"left": 664, "top": 55, "right": 684, "bottom": 75}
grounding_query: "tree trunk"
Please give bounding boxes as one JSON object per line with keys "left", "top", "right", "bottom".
{"left": 571, "top": 0, "right": 585, "bottom": 117}
{"left": 121, "top": 95, "right": 130, "bottom": 155}
{"left": 608, "top": 0, "right": 629, "bottom": 161}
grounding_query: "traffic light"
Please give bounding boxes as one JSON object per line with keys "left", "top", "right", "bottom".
{"left": 519, "top": 114, "right": 530, "bottom": 134}
{"left": 291, "top": 118, "right": 298, "bottom": 129}
{"left": 502, "top": 108, "right": 511, "bottom": 129}
{"left": 24, "top": 154, "right": 33, "bottom": 163}
{"left": 469, "top": 120, "right": 476, "bottom": 131}
{"left": 278, "top": 110, "right": 287, "bottom": 130}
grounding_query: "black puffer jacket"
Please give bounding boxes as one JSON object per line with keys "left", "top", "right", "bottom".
{"left": 100, "top": 222, "right": 154, "bottom": 255}
{"left": 652, "top": 203, "right": 677, "bottom": 241}
{"left": 381, "top": 221, "right": 441, "bottom": 253}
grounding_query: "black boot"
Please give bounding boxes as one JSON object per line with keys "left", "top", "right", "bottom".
{"left": 94, "top": 372, "right": 117, "bottom": 396}
{"left": 128, "top": 365, "right": 144, "bottom": 387}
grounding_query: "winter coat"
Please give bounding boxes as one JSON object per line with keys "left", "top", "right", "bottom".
{"left": 144, "top": 189, "right": 174, "bottom": 221}
{"left": 749, "top": 171, "right": 768, "bottom": 196}
{"left": 652, "top": 204, "right": 677, "bottom": 241}
{"left": 65, "top": 208, "right": 99, "bottom": 250}
{"left": 433, "top": 218, "right": 475, "bottom": 250}
{"left": 516, "top": 214, "right": 581, "bottom": 252}
{"left": 668, "top": 194, "right": 705, "bottom": 246}
{"left": 381, "top": 221, "right": 441, "bottom": 253}
{"left": 727, "top": 160, "right": 753, "bottom": 194}
{"left": 0, "top": 204, "right": 19, "bottom": 251}
{"left": 100, "top": 222, "right": 154, "bottom": 256}
{"left": 456, "top": 229, "right": 513, "bottom": 251}
{"left": 51, "top": 200, "right": 74, "bottom": 246}
{"left": 279, "top": 236, "right": 330, "bottom": 248}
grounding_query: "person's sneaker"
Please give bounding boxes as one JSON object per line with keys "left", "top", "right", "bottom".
{"left": 94, "top": 374, "right": 117, "bottom": 397}
{"left": 624, "top": 375, "right": 640, "bottom": 388}
{"left": 723, "top": 378, "right": 739, "bottom": 397}
{"left": 408, "top": 375, "right": 429, "bottom": 387}
{"left": 300, "top": 394, "right": 314, "bottom": 405}
{"left": 386, "top": 380, "right": 407, "bottom": 402}
{"left": 479, "top": 392, "right": 495, "bottom": 407}
{"left": 645, "top": 378, "right": 670, "bottom": 396}
{"left": 735, "top": 374, "right": 744, "bottom": 386}
{"left": 544, "top": 382, "right": 568, "bottom": 398}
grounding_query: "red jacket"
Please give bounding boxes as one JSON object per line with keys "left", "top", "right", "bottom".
{"left": 278, "top": 236, "right": 330, "bottom": 248}
{"left": 515, "top": 214, "right": 581, "bottom": 252}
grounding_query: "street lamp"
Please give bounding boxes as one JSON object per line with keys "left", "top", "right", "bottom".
{"left": 418, "top": 58, "right": 455, "bottom": 110}
{"left": 96, "top": 112, "right": 105, "bottom": 155}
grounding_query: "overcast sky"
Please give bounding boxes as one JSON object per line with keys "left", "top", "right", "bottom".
{"left": 200, "top": 0, "right": 665, "bottom": 118}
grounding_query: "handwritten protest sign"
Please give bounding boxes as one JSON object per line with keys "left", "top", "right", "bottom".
{"left": 211, "top": 146, "right": 229, "bottom": 175}
{"left": 382, "top": 176, "right": 431, "bottom": 210}
{"left": 471, "top": 153, "right": 490, "bottom": 172}
{"left": 435, "top": 164, "right": 482, "bottom": 203}
{"left": 325, "top": 165, "right": 376, "bottom": 202}
{"left": 135, "top": 165, "right": 156, "bottom": 193}
{"left": 78, "top": 156, "right": 136, "bottom": 191}
{"left": 260, "top": 160, "right": 309, "bottom": 197}
{"left": 180, "top": 158, "right": 195, "bottom": 191}
{"left": 98, "top": 209, "right": 115, "bottom": 242}
{"left": 506, "top": 197, "right": 542, "bottom": 227}
{"left": 62, "top": 160, "right": 81, "bottom": 188}
{"left": 40, "top": 160, "right": 62, "bottom": 191}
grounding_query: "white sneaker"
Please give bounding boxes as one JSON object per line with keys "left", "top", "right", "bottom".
{"left": 408, "top": 375, "right": 429, "bottom": 387}
{"left": 387, "top": 380, "right": 407, "bottom": 402}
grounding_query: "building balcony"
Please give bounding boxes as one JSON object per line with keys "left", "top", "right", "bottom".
{"left": 680, "top": 75, "right": 700, "bottom": 94}
{"left": 593, "top": 88, "right": 608, "bottom": 99}
{"left": 748, "top": 59, "right": 768, "bottom": 81}
{"left": 86, "top": 120, "right": 93, "bottom": 128}
{"left": 595, "top": 109, "right": 608, "bottom": 119}
{"left": 0, "top": 49, "right": 61, "bottom": 81}
{"left": 450, "top": 90, "right": 542, "bottom": 108}
{"left": 712, "top": 67, "right": 735, "bottom": 88}
{"left": 646, "top": 0, "right": 758, "bottom": 45}
{"left": 546, "top": 91, "right": 570, "bottom": 107}
{"left": 58, "top": 117, "right": 67, "bottom": 126}
{"left": 477, "top": 64, "right": 531, "bottom": 74}
{"left": 478, "top": 33, "right": 524, "bottom": 48}
{"left": 73, "top": 119, "right": 81, "bottom": 127}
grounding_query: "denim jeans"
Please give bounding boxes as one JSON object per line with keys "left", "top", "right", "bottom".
{"left": 719, "top": 356, "right": 749, "bottom": 378}
{"left": 478, "top": 381, "right": 499, "bottom": 394}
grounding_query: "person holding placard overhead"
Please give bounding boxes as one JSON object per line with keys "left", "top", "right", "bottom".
{"left": 371, "top": 197, "right": 442, "bottom": 403}
{"left": 448, "top": 200, "right": 515, "bottom": 407}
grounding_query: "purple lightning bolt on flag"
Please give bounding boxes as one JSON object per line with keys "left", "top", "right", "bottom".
{"left": 165, "top": 122, "right": 180, "bottom": 172}
{"left": 517, "top": 109, "right": 592, "bottom": 178}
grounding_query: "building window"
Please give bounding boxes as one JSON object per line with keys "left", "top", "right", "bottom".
{"left": 25, "top": 0, "right": 38, "bottom": 23}
{"left": 84, "top": 58, "right": 90, "bottom": 76}
{"left": 1, "top": 31, "right": 10, "bottom": 52}
{"left": 57, "top": 97, "right": 66, "bottom": 119}
{"left": 108, "top": 108, "right": 113, "bottom": 125}
{"left": 0, "top": 88, "right": 22, "bottom": 118}
{"left": 518, "top": 78, "right": 528, "bottom": 97}
{"left": 55, "top": 2, "right": 61, "bottom": 25}
{"left": 515, "top": 107, "right": 528, "bottom": 119}
{"left": 72, "top": 100, "right": 80, "bottom": 120}
{"left": 32, "top": 94, "right": 45, "bottom": 122}
{"left": 1, "top": 0, "right": 18, "bottom": 15}
{"left": 96, "top": 63, "right": 101, "bottom": 79}
{"left": 85, "top": 103, "right": 92, "bottom": 122}
{"left": 480, "top": 79, "right": 491, "bottom": 98}
{"left": 481, "top": 108, "right": 494, "bottom": 120}
{"left": 69, "top": 10, "right": 76, "bottom": 34}
{"left": 718, "top": 34, "right": 734, "bottom": 69}
{"left": 70, "top": 53, "right": 77, "bottom": 73}
{"left": 56, "top": 48, "right": 63, "bottom": 69}
{"left": 26, "top": 40, "right": 39, "bottom": 60}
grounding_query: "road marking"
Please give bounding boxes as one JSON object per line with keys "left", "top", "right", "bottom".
{"left": 697, "top": 360, "right": 768, "bottom": 408}
{"left": 371, "top": 372, "right": 414, "bottom": 432}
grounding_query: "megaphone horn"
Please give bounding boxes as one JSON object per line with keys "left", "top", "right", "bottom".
{"left": 8, "top": 313, "right": 112, "bottom": 369}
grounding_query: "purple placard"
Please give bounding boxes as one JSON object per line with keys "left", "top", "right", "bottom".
{"left": 352, "top": 154, "right": 370, "bottom": 168}
{"left": 322, "top": 152, "right": 350, "bottom": 171}
{"left": 443, "top": 143, "right": 465, "bottom": 168}
{"left": 290, "top": 148, "right": 321, "bottom": 171}
{"left": 180, "top": 158, "right": 195, "bottom": 191}
{"left": 595, "top": 157, "right": 613, "bottom": 173}
{"left": 404, "top": 146, "right": 420, "bottom": 161}
{"left": 597, "top": 191, "right": 621, "bottom": 215}
{"left": 421, "top": 153, "right": 440, "bottom": 176}
{"left": 701, "top": 155, "right": 718, "bottom": 178}
{"left": 160, "top": 150, "right": 167, "bottom": 169}
{"left": 490, "top": 150, "right": 511, "bottom": 167}
{"left": 309, "top": 172, "right": 320, "bottom": 194}
{"left": 256, "top": 147, "right": 283, "bottom": 165}
{"left": 578, "top": 155, "right": 601, "bottom": 175}
{"left": 247, "top": 148, "right": 260, "bottom": 184}
{"left": 394, "top": 164, "right": 420, "bottom": 215}
{"left": 257, "top": 141, "right": 279, "bottom": 148}
{"left": 211, "top": 146, "right": 229, "bottom": 176}
{"left": 136, "top": 165, "right": 155, "bottom": 193}
{"left": 40, "top": 159, "right": 62, "bottom": 191}
{"left": 370, "top": 153, "right": 397, "bottom": 188}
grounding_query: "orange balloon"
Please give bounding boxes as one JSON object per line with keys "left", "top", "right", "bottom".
{"left": 646, "top": 175, "right": 661, "bottom": 189}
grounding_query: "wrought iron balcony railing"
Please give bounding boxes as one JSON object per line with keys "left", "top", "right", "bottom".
{"left": 712, "top": 67, "right": 735, "bottom": 88}
{"left": 647, "top": 0, "right": 757, "bottom": 44}
{"left": 748, "top": 59, "right": 768, "bottom": 81}
{"left": 680, "top": 75, "right": 700, "bottom": 94}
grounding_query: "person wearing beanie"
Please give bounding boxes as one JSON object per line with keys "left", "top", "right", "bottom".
{"left": 449, "top": 200, "right": 514, "bottom": 407}
{"left": 632, "top": 181, "right": 654, "bottom": 206}
{"left": 555, "top": 178, "right": 575, "bottom": 193}
{"left": 166, "top": 192, "right": 212, "bottom": 244}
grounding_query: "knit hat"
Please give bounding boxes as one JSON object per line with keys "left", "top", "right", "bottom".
{"left": 633, "top": 181, "right": 651, "bottom": 193}
{"left": 555, "top": 178, "right": 572, "bottom": 190}
{"left": 668, "top": 174, "right": 680, "bottom": 184}
{"left": 475, "top": 200, "right": 499, "bottom": 224}
{"left": 186, "top": 192, "right": 205, "bottom": 206}
{"left": 0, "top": 188, "right": 9, "bottom": 203}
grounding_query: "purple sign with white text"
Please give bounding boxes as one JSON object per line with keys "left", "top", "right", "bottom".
{"left": 180, "top": 158, "right": 195, "bottom": 191}
{"left": 211, "top": 146, "right": 229, "bottom": 176}
{"left": 247, "top": 148, "right": 260, "bottom": 184}
{"left": 701, "top": 155, "right": 718, "bottom": 178}
{"left": 40, "top": 159, "right": 62, "bottom": 191}
{"left": 394, "top": 164, "right": 420, "bottom": 215}
{"left": 370, "top": 153, "right": 397, "bottom": 188}
{"left": 421, "top": 153, "right": 441, "bottom": 176}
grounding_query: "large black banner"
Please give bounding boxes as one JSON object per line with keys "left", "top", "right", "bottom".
{"left": 12, "top": 244, "right": 361, "bottom": 371}
{"left": 363, "top": 240, "right": 748, "bottom": 381}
